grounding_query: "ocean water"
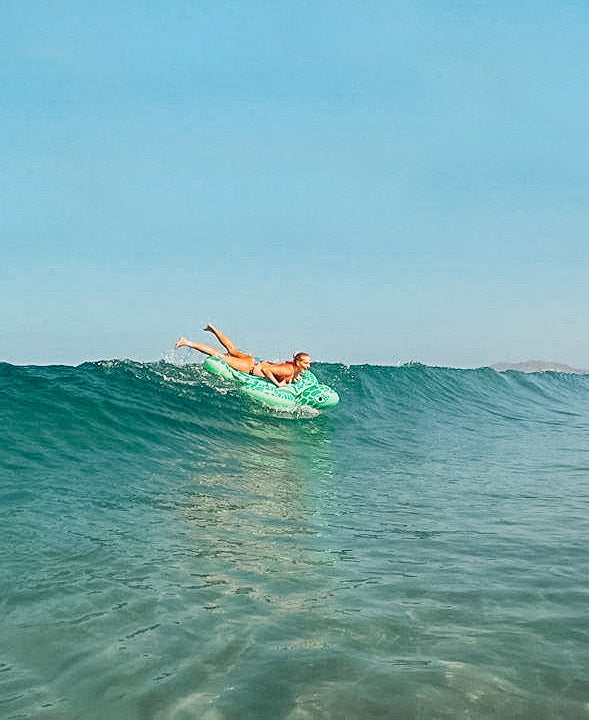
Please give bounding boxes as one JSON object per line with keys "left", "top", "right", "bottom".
{"left": 2, "top": 359, "right": 589, "bottom": 720}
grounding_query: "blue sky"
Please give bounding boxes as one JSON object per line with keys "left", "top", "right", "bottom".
{"left": 2, "top": 0, "right": 589, "bottom": 367}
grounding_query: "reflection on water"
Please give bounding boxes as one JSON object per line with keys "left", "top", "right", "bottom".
{"left": 151, "top": 415, "right": 350, "bottom": 720}
{"left": 181, "top": 414, "right": 337, "bottom": 605}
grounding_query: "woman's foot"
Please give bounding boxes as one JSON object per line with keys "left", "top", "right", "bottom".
{"left": 175, "top": 337, "right": 189, "bottom": 349}
{"left": 203, "top": 323, "right": 217, "bottom": 334}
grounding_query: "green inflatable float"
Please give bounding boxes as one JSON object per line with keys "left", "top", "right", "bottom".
{"left": 203, "top": 356, "right": 339, "bottom": 410}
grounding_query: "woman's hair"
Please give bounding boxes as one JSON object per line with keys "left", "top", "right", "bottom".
{"left": 294, "top": 352, "right": 310, "bottom": 362}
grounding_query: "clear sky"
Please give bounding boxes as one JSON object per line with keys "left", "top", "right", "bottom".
{"left": 2, "top": 0, "right": 589, "bottom": 367}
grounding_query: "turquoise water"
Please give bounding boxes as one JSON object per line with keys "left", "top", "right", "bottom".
{"left": 2, "top": 360, "right": 589, "bottom": 719}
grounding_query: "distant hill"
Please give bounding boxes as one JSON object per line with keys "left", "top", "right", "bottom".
{"left": 490, "top": 360, "right": 589, "bottom": 374}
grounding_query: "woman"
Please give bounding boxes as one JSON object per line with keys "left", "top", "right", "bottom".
{"left": 175, "top": 324, "right": 312, "bottom": 387}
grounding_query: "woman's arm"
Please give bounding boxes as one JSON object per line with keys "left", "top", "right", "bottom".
{"left": 261, "top": 365, "right": 288, "bottom": 386}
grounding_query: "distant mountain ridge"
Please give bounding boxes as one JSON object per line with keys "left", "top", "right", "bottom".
{"left": 490, "top": 360, "right": 589, "bottom": 374}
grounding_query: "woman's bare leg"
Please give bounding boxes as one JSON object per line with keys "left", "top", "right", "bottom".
{"left": 175, "top": 335, "right": 255, "bottom": 373}
{"left": 174, "top": 337, "right": 222, "bottom": 356}
{"left": 203, "top": 324, "right": 251, "bottom": 359}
